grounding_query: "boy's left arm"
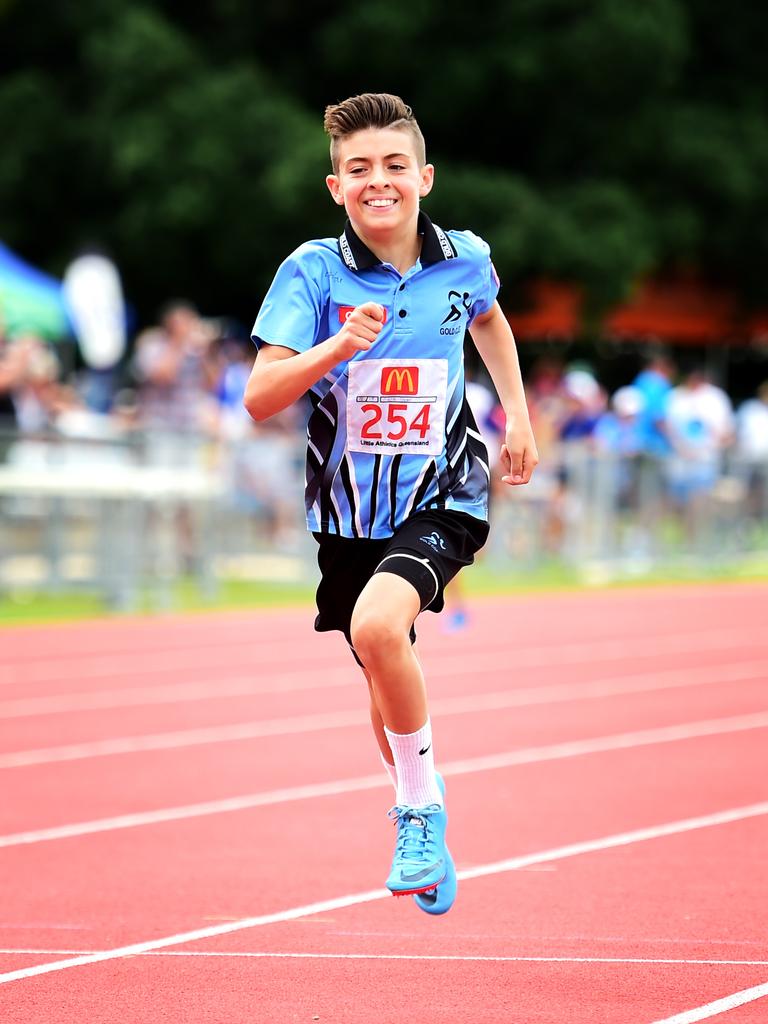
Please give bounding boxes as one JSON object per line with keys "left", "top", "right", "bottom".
{"left": 469, "top": 301, "right": 539, "bottom": 485}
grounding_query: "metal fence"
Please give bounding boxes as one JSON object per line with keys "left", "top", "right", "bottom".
{"left": 488, "top": 443, "right": 768, "bottom": 578}
{"left": 1, "top": 427, "right": 766, "bottom": 609}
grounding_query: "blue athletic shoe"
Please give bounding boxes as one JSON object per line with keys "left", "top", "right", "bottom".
{"left": 442, "top": 609, "right": 469, "bottom": 634}
{"left": 385, "top": 802, "right": 448, "bottom": 897}
{"left": 413, "top": 773, "right": 457, "bottom": 915}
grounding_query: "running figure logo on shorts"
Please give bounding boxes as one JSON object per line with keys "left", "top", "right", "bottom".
{"left": 420, "top": 531, "right": 446, "bottom": 552}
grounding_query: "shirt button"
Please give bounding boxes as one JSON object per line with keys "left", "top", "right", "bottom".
{"left": 398, "top": 283, "right": 406, "bottom": 291}
{"left": 398, "top": 309, "right": 407, "bottom": 318}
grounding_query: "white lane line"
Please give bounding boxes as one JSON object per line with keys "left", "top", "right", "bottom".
{"left": 647, "top": 981, "right": 768, "bottom": 1022}
{"left": 0, "top": 774, "right": 385, "bottom": 847}
{"left": 0, "top": 671, "right": 354, "bottom": 719}
{"left": 2, "top": 651, "right": 767, "bottom": 720}
{"left": 2, "top": 710, "right": 768, "bottom": 847}
{"left": 0, "top": 647, "right": 329, "bottom": 688}
{"left": 1, "top": 799, "right": 767, "bottom": 986}
{"left": 0, "top": 709, "right": 370, "bottom": 768}
{"left": 4, "top": 661, "right": 768, "bottom": 770}
{"left": 2, "top": 625, "right": 762, "bottom": 690}
{"left": 2, "top": 949, "right": 768, "bottom": 967}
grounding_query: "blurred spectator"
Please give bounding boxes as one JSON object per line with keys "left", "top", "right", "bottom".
{"left": 0, "top": 320, "right": 24, "bottom": 430}
{"left": 558, "top": 368, "right": 606, "bottom": 442}
{"left": 664, "top": 367, "right": 734, "bottom": 514}
{"left": 555, "top": 370, "right": 603, "bottom": 555}
{"left": 736, "top": 380, "right": 768, "bottom": 520}
{"left": 132, "top": 300, "right": 220, "bottom": 457}
{"left": 594, "top": 387, "right": 647, "bottom": 553}
{"left": 594, "top": 386, "right": 646, "bottom": 459}
{"left": 131, "top": 301, "right": 222, "bottom": 570}
{"left": 215, "top": 339, "right": 255, "bottom": 443}
{"left": 215, "top": 339, "right": 303, "bottom": 549}
{"left": 0, "top": 335, "right": 108, "bottom": 484}
{"left": 527, "top": 355, "right": 565, "bottom": 408}
{"left": 632, "top": 349, "right": 676, "bottom": 457}
{"left": 4, "top": 334, "right": 75, "bottom": 434}
{"left": 525, "top": 356, "right": 566, "bottom": 461}
{"left": 519, "top": 357, "right": 570, "bottom": 557}
{"left": 526, "top": 366, "right": 606, "bottom": 560}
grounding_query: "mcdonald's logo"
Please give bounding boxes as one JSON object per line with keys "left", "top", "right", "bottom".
{"left": 381, "top": 366, "right": 419, "bottom": 395}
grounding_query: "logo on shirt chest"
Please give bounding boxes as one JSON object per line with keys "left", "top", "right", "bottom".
{"left": 440, "top": 290, "right": 472, "bottom": 334}
{"left": 339, "top": 305, "right": 388, "bottom": 324}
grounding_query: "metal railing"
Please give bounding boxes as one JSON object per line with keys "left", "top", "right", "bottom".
{"left": 1, "top": 426, "right": 766, "bottom": 608}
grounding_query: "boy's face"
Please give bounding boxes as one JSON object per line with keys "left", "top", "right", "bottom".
{"left": 326, "top": 128, "right": 434, "bottom": 240}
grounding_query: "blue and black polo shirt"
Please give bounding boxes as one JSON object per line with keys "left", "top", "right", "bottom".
{"left": 252, "top": 211, "right": 499, "bottom": 539}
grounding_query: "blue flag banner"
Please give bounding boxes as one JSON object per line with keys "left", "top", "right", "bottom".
{"left": 0, "top": 242, "right": 72, "bottom": 339}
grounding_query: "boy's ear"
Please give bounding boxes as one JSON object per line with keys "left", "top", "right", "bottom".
{"left": 326, "top": 174, "right": 345, "bottom": 206}
{"left": 418, "top": 163, "right": 435, "bottom": 199}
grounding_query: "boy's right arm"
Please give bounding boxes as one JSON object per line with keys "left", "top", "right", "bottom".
{"left": 244, "top": 302, "right": 385, "bottom": 422}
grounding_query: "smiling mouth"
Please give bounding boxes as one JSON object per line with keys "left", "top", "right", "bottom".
{"left": 364, "top": 198, "right": 398, "bottom": 208}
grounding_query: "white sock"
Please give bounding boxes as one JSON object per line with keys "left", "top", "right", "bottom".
{"left": 384, "top": 719, "right": 443, "bottom": 809}
{"left": 380, "top": 752, "right": 398, "bottom": 793}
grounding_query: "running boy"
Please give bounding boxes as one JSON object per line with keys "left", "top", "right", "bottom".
{"left": 244, "top": 93, "right": 538, "bottom": 915}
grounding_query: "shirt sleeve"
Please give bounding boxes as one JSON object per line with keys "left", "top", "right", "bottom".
{"left": 466, "top": 233, "right": 500, "bottom": 322}
{"left": 251, "top": 246, "right": 327, "bottom": 354}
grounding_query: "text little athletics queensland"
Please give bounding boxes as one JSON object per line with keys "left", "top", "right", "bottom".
{"left": 359, "top": 438, "right": 432, "bottom": 449}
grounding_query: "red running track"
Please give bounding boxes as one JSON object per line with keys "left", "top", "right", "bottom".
{"left": 0, "top": 582, "right": 767, "bottom": 1023}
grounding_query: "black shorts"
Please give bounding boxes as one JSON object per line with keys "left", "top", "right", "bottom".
{"left": 313, "top": 509, "right": 489, "bottom": 648}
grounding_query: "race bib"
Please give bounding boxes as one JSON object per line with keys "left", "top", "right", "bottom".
{"left": 347, "top": 358, "right": 448, "bottom": 456}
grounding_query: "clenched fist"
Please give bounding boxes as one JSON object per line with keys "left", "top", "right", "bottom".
{"left": 332, "top": 302, "right": 385, "bottom": 361}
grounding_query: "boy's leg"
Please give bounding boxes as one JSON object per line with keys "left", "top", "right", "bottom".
{"left": 360, "top": 669, "right": 395, "bottom": 777}
{"left": 362, "top": 641, "right": 424, "bottom": 763}
{"left": 364, "top": 650, "right": 456, "bottom": 911}
{"left": 349, "top": 509, "right": 488, "bottom": 814}
{"left": 350, "top": 572, "right": 442, "bottom": 809}
{"left": 351, "top": 572, "right": 425, "bottom": 732}
{"left": 350, "top": 567, "right": 450, "bottom": 897}
{"left": 312, "top": 530, "right": 427, "bottom": 795}
{"left": 313, "top": 512, "right": 486, "bottom": 899}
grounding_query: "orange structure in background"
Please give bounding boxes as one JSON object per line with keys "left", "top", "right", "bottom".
{"left": 508, "top": 278, "right": 768, "bottom": 346}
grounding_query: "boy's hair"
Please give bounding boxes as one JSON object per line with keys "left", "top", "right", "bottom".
{"left": 323, "top": 93, "right": 426, "bottom": 174}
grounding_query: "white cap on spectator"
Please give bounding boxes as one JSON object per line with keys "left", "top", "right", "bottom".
{"left": 612, "top": 385, "right": 645, "bottom": 417}
{"left": 564, "top": 369, "right": 600, "bottom": 404}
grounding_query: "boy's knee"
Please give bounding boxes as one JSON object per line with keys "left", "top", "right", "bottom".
{"left": 349, "top": 611, "right": 407, "bottom": 670}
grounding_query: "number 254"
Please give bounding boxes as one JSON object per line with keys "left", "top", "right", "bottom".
{"left": 361, "top": 403, "right": 430, "bottom": 441}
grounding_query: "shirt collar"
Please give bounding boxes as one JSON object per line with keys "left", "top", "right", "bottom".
{"left": 338, "top": 211, "right": 458, "bottom": 271}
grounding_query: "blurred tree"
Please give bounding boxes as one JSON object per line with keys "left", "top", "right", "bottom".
{"left": 0, "top": 2, "right": 332, "bottom": 322}
{"left": 0, "top": 0, "right": 766, "bottom": 327}
{"left": 78, "top": 7, "right": 332, "bottom": 317}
